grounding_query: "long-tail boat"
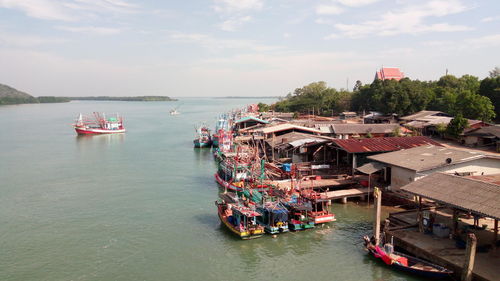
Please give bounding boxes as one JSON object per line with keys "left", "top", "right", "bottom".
{"left": 215, "top": 193, "right": 264, "bottom": 239}
{"left": 363, "top": 236, "right": 453, "bottom": 278}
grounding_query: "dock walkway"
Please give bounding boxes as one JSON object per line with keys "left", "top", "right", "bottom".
{"left": 321, "top": 187, "right": 370, "bottom": 200}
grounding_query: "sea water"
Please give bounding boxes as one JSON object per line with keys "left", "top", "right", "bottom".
{"left": 0, "top": 98, "right": 421, "bottom": 281}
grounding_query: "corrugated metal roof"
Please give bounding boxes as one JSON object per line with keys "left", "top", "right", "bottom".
{"left": 331, "top": 136, "right": 441, "bottom": 153}
{"left": 235, "top": 116, "right": 269, "bottom": 124}
{"left": 332, "top": 124, "right": 401, "bottom": 134}
{"left": 400, "top": 110, "right": 448, "bottom": 121}
{"left": 259, "top": 123, "right": 323, "bottom": 135}
{"left": 401, "top": 173, "right": 500, "bottom": 220}
{"left": 367, "top": 145, "right": 487, "bottom": 172}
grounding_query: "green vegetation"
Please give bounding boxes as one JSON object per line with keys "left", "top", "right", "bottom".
{"left": 264, "top": 68, "right": 498, "bottom": 122}
{"left": 446, "top": 114, "right": 469, "bottom": 138}
{"left": 0, "top": 84, "right": 38, "bottom": 105}
{"left": 38, "top": 96, "right": 71, "bottom": 103}
{"left": 0, "top": 82, "right": 178, "bottom": 105}
{"left": 70, "top": 96, "right": 177, "bottom": 101}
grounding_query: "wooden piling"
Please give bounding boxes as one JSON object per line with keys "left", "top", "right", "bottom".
{"left": 373, "top": 187, "right": 382, "bottom": 245}
{"left": 461, "top": 233, "right": 477, "bottom": 281}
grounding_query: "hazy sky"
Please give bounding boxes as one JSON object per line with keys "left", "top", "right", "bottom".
{"left": 0, "top": 0, "right": 499, "bottom": 97}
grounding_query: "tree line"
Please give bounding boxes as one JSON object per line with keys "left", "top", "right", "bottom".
{"left": 261, "top": 67, "right": 499, "bottom": 122}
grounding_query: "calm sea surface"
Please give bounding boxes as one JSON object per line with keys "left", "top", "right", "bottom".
{"left": 0, "top": 98, "right": 421, "bottom": 281}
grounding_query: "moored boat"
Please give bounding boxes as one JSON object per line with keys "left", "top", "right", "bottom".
{"left": 256, "top": 201, "right": 289, "bottom": 234}
{"left": 363, "top": 236, "right": 453, "bottom": 279}
{"left": 301, "top": 191, "right": 336, "bottom": 224}
{"left": 284, "top": 202, "right": 315, "bottom": 231}
{"left": 194, "top": 124, "right": 212, "bottom": 148}
{"left": 215, "top": 194, "right": 264, "bottom": 239}
{"left": 73, "top": 112, "right": 125, "bottom": 135}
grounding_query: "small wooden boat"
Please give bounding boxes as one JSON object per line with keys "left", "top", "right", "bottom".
{"left": 215, "top": 194, "right": 264, "bottom": 239}
{"left": 363, "top": 236, "right": 453, "bottom": 279}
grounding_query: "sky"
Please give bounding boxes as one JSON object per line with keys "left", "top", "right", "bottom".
{"left": 0, "top": 0, "right": 499, "bottom": 97}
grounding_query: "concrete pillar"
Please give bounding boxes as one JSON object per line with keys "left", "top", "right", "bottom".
{"left": 461, "top": 233, "right": 477, "bottom": 281}
{"left": 341, "top": 197, "right": 347, "bottom": 204}
{"left": 373, "top": 187, "right": 382, "bottom": 245}
{"left": 327, "top": 200, "right": 332, "bottom": 206}
{"left": 494, "top": 219, "right": 498, "bottom": 247}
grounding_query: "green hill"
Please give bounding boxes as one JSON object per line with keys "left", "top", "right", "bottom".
{"left": 0, "top": 84, "right": 38, "bottom": 105}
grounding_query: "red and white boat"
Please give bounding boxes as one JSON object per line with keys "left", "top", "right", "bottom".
{"left": 73, "top": 112, "right": 126, "bottom": 135}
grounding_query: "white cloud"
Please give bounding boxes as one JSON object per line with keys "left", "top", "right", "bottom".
{"left": 0, "top": 0, "right": 138, "bottom": 21}
{"left": 323, "top": 33, "right": 339, "bottom": 40}
{"left": 0, "top": 30, "right": 67, "bottom": 47}
{"left": 0, "top": 0, "right": 74, "bottom": 21}
{"left": 219, "top": 16, "right": 252, "bottom": 31}
{"left": 56, "top": 25, "right": 122, "bottom": 35}
{"left": 316, "top": 4, "right": 344, "bottom": 15}
{"left": 481, "top": 16, "right": 500, "bottom": 23}
{"left": 168, "top": 32, "right": 283, "bottom": 52}
{"left": 332, "top": 0, "right": 471, "bottom": 38}
{"left": 336, "top": 0, "right": 380, "bottom": 7}
{"left": 213, "top": 0, "right": 263, "bottom": 13}
{"left": 212, "top": 0, "right": 262, "bottom": 31}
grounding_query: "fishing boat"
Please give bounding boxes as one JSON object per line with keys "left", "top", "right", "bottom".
{"left": 212, "top": 114, "right": 230, "bottom": 147}
{"left": 169, "top": 108, "right": 180, "bottom": 115}
{"left": 215, "top": 155, "right": 269, "bottom": 192}
{"left": 215, "top": 193, "right": 264, "bottom": 240}
{"left": 301, "top": 191, "right": 336, "bottom": 224}
{"left": 193, "top": 124, "right": 212, "bottom": 148}
{"left": 256, "top": 201, "right": 289, "bottom": 234}
{"left": 284, "top": 202, "right": 315, "bottom": 231}
{"left": 73, "top": 112, "right": 125, "bottom": 135}
{"left": 363, "top": 236, "right": 453, "bottom": 279}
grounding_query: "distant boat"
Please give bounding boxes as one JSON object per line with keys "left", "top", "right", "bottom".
{"left": 73, "top": 112, "right": 126, "bottom": 135}
{"left": 193, "top": 124, "right": 212, "bottom": 148}
{"left": 170, "top": 106, "right": 180, "bottom": 115}
{"left": 363, "top": 236, "right": 453, "bottom": 279}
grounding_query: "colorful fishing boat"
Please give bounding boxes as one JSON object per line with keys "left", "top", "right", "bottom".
{"left": 363, "top": 236, "right": 453, "bottom": 279}
{"left": 215, "top": 194, "right": 264, "bottom": 240}
{"left": 215, "top": 156, "right": 269, "bottom": 192}
{"left": 301, "top": 191, "right": 336, "bottom": 224}
{"left": 284, "top": 202, "right": 315, "bottom": 231}
{"left": 193, "top": 124, "right": 212, "bottom": 148}
{"left": 212, "top": 115, "right": 230, "bottom": 147}
{"left": 256, "top": 201, "right": 289, "bottom": 234}
{"left": 73, "top": 112, "right": 125, "bottom": 135}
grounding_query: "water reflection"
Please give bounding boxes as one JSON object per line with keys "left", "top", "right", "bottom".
{"left": 75, "top": 134, "right": 125, "bottom": 153}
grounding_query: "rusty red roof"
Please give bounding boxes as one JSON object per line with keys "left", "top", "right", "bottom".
{"left": 331, "top": 136, "right": 441, "bottom": 153}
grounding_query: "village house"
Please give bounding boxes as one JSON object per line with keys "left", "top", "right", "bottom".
{"left": 363, "top": 111, "right": 398, "bottom": 124}
{"left": 328, "top": 136, "right": 441, "bottom": 175}
{"left": 462, "top": 125, "right": 500, "bottom": 151}
{"left": 367, "top": 145, "right": 500, "bottom": 190}
{"left": 233, "top": 116, "right": 269, "bottom": 132}
{"left": 385, "top": 172, "right": 500, "bottom": 281}
{"left": 400, "top": 110, "right": 486, "bottom": 136}
{"left": 330, "top": 123, "right": 409, "bottom": 139}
